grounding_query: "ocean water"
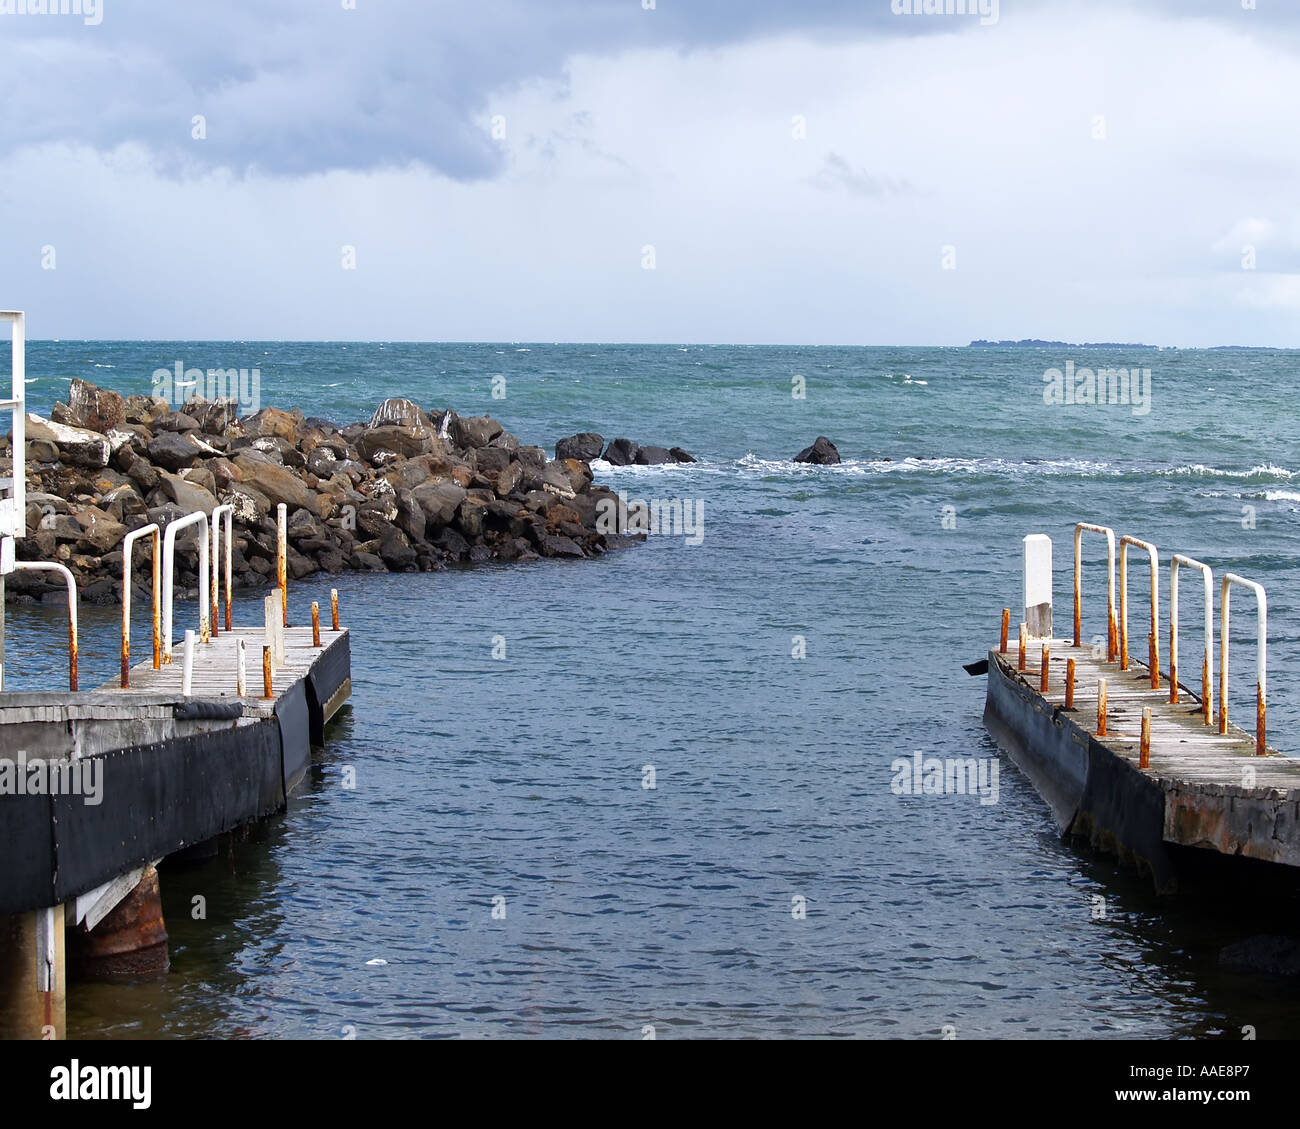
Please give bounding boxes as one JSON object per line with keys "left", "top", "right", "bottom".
{"left": 7, "top": 342, "right": 1300, "bottom": 1039}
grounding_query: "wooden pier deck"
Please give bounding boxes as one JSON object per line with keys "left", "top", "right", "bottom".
{"left": 1023, "top": 638, "right": 1298, "bottom": 789}
{"left": 96, "top": 625, "right": 352, "bottom": 723}
{"left": 984, "top": 637, "right": 1300, "bottom": 890}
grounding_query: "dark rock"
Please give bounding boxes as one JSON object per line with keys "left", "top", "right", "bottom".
{"left": 379, "top": 537, "right": 418, "bottom": 570}
{"left": 433, "top": 526, "right": 471, "bottom": 560}
{"left": 603, "top": 438, "right": 639, "bottom": 466}
{"left": 538, "top": 534, "right": 585, "bottom": 558}
{"left": 153, "top": 411, "right": 200, "bottom": 433}
{"left": 634, "top": 445, "right": 674, "bottom": 465}
{"left": 555, "top": 432, "right": 604, "bottom": 462}
{"left": 793, "top": 436, "right": 841, "bottom": 465}
{"left": 474, "top": 446, "right": 511, "bottom": 476}
{"left": 412, "top": 481, "right": 467, "bottom": 525}
{"left": 351, "top": 550, "right": 387, "bottom": 572}
{"left": 451, "top": 415, "right": 503, "bottom": 450}
{"left": 147, "top": 432, "right": 207, "bottom": 472}
{"left": 670, "top": 447, "right": 697, "bottom": 463}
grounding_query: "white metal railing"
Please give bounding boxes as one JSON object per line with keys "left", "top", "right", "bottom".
{"left": 0, "top": 310, "right": 25, "bottom": 551}
{"left": 211, "top": 503, "right": 234, "bottom": 636}
{"left": 1073, "top": 522, "right": 1117, "bottom": 661}
{"left": 1220, "top": 573, "right": 1267, "bottom": 756}
{"left": 121, "top": 523, "right": 161, "bottom": 687}
{"left": 1119, "top": 535, "right": 1160, "bottom": 688}
{"left": 8, "top": 561, "right": 77, "bottom": 690}
{"left": 162, "top": 511, "right": 210, "bottom": 663}
{"left": 1170, "top": 554, "right": 1213, "bottom": 725}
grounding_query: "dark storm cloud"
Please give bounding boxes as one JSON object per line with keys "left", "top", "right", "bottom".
{"left": 0, "top": 0, "right": 1292, "bottom": 179}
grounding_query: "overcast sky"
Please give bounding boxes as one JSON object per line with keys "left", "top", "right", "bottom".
{"left": 2, "top": 0, "right": 1298, "bottom": 345}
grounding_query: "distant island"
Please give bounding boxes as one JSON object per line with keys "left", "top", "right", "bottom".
{"left": 968, "top": 339, "right": 1158, "bottom": 349}
{"left": 968, "top": 339, "right": 1283, "bottom": 351}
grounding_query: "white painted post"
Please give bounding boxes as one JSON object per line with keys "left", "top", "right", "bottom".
{"left": 1023, "top": 534, "right": 1053, "bottom": 640}
{"left": 181, "top": 629, "right": 195, "bottom": 696}
{"left": 264, "top": 591, "right": 286, "bottom": 669}
{"left": 237, "top": 637, "right": 247, "bottom": 697}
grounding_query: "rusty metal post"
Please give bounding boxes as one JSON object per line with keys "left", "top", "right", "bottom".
{"left": 1065, "top": 658, "right": 1076, "bottom": 709}
{"left": 151, "top": 527, "right": 161, "bottom": 669}
{"left": 1097, "top": 677, "right": 1108, "bottom": 737}
{"left": 262, "top": 645, "right": 273, "bottom": 699}
{"left": 1257, "top": 685, "right": 1266, "bottom": 757}
{"left": 331, "top": 588, "right": 339, "bottom": 631}
{"left": 210, "top": 524, "right": 219, "bottom": 639}
{"left": 1000, "top": 608, "right": 1010, "bottom": 654}
{"left": 1148, "top": 632, "right": 1159, "bottom": 690}
{"left": 1168, "top": 620, "right": 1178, "bottom": 704}
{"left": 237, "top": 638, "right": 247, "bottom": 697}
{"left": 1017, "top": 623, "right": 1027, "bottom": 672}
{"left": 312, "top": 601, "right": 321, "bottom": 647}
{"left": 277, "top": 503, "right": 288, "bottom": 628}
{"left": 1139, "top": 707, "right": 1151, "bottom": 769}
{"left": 1202, "top": 653, "right": 1211, "bottom": 727}
{"left": 1040, "top": 645, "right": 1050, "bottom": 692}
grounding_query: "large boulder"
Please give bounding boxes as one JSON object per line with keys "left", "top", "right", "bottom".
{"left": 369, "top": 398, "right": 431, "bottom": 430}
{"left": 245, "top": 406, "right": 303, "bottom": 442}
{"left": 24, "top": 415, "right": 110, "bottom": 468}
{"left": 412, "top": 481, "right": 468, "bottom": 525}
{"left": 451, "top": 415, "right": 503, "bottom": 450}
{"left": 73, "top": 506, "right": 127, "bottom": 553}
{"left": 358, "top": 425, "right": 437, "bottom": 462}
{"left": 555, "top": 432, "right": 604, "bottom": 462}
{"left": 603, "top": 438, "right": 639, "bottom": 466}
{"left": 61, "top": 380, "right": 126, "bottom": 433}
{"left": 157, "top": 471, "right": 219, "bottom": 516}
{"left": 793, "top": 436, "right": 841, "bottom": 465}
{"left": 232, "top": 451, "right": 321, "bottom": 516}
{"left": 670, "top": 447, "right": 697, "bottom": 463}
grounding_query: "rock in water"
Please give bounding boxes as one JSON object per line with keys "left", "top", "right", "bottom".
{"left": 603, "top": 438, "right": 639, "bottom": 466}
{"left": 793, "top": 436, "right": 841, "bottom": 465}
{"left": 555, "top": 433, "right": 604, "bottom": 462}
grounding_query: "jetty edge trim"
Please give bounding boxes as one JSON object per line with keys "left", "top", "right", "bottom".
{"left": 1170, "top": 554, "right": 1213, "bottom": 723}
{"left": 1073, "top": 522, "right": 1116, "bottom": 661}
{"left": 1119, "top": 535, "right": 1160, "bottom": 688}
{"left": 1219, "top": 573, "right": 1267, "bottom": 756}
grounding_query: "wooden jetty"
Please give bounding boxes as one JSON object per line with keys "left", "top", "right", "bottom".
{"left": 0, "top": 309, "right": 353, "bottom": 1039}
{"left": 981, "top": 523, "right": 1295, "bottom": 892}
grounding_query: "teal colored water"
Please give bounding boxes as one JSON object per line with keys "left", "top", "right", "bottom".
{"left": 7, "top": 342, "right": 1300, "bottom": 1038}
